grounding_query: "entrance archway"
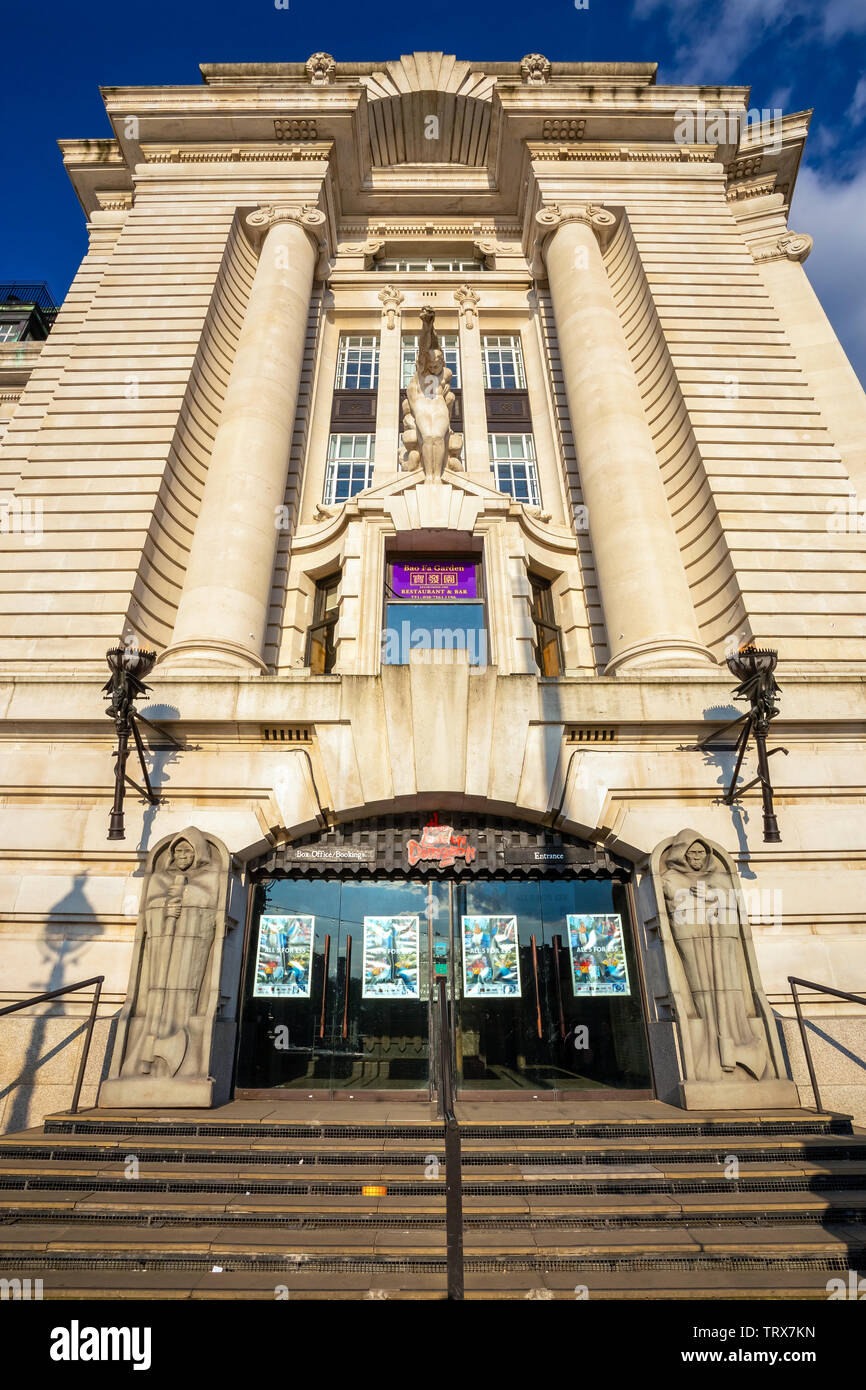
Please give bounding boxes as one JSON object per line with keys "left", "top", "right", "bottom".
{"left": 234, "top": 814, "right": 654, "bottom": 1101}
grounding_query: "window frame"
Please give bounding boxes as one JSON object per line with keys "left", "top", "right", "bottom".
{"left": 488, "top": 431, "right": 541, "bottom": 506}
{"left": 323, "top": 432, "right": 376, "bottom": 504}
{"left": 528, "top": 574, "right": 564, "bottom": 678}
{"left": 305, "top": 573, "right": 341, "bottom": 674}
{"left": 334, "top": 334, "right": 380, "bottom": 391}
{"left": 481, "top": 333, "right": 527, "bottom": 390}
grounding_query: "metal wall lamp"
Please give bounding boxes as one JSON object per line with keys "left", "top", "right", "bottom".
{"left": 103, "top": 645, "right": 179, "bottom": 841}
{"left": 691, "top": 644, "right": 788, "bottom": 843}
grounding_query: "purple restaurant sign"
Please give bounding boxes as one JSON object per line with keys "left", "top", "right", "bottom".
{"left": 391, "top": 563, "right": 477, "bottom": 600}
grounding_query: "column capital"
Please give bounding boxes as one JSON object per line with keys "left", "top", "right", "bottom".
{"left": 534, "top": 203, "right": 619, "bottom": 263}
{"left": 751, "top": 230, "right": 813, "bottom": 265}
{"left": 246, "top": 203, "right": 329, "bottom": 255}
{"left": 454, "top": 284, "right": 481, "bottom": 328}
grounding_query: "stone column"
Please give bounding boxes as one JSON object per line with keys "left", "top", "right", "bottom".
{"left": 372, "top": 285, "right": 404, "bottom": 483}
{"left": 162, "top": 204, "right": 326, "bottom": 671}
{"left": 753, "top": 232, "right": 866, "bottom": 498}
{"left": 536, "top": 204, "right": 714, "bottom": 674}
{"left": 454, "top": 286, "right": 490, "bottom": 480}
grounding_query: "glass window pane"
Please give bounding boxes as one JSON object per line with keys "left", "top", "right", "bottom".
{"left": 382, "top": 602, "right": 487, "bottom": 667}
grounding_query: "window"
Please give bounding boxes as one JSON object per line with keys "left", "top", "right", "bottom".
{"left": 306, "top": 574, "right": 340, "bottom": 674}
{"left": 0, "top": 323, "right": 21, "bottom": 343}
{"left": 324, "top": 434, "right": 375, "bottom": 503}
{"left": 335, "top": 334, "right": 379, "bottom": 390}
{"left": 401, "top": 333, "right": 460, "bottom": 387}
{"left": 376, "top": 259, "right": 484, "bottom": 273}
{"left": 383, "top": 557, "right": 487, "bottom": 667}
{"left": 482, "top": 334, "right": 526, "bottom": 390}
{"left": 489, "top": 433, "right": 540, "bottom": 506}
{"left": 529, "top": 575, "right": 564, "bottom": 677}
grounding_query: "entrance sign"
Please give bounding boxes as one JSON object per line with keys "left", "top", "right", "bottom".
{"left": 462, "top": 915, "right": 521, "bottom": 996}
{"left": 407, "top": 823, "right": 477, "bottom": 868}
{"left": 391, "top": 562, "right": 476, "bottom": 600}
{"left": 566, "top": 914, "right": 630, "bottom": 996}
{"left": 362, "top": 915, "right": 421, "bottom": 998}
{"left": 253, "top": 914, "right": 315, "bottom": 998}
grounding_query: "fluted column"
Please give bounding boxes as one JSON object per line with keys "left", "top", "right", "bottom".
{"left": 536, "top": 204, "right": 714, "bottom": 673}
{"left": 162, "top": 204, "right": 326, "bottom": 671}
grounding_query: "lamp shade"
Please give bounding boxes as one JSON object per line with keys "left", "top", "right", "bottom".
{"left": 725, "top": 644, "right": 778, "bottom": 684}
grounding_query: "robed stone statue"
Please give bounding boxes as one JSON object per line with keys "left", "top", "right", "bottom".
{"left": 650, "top": 829, "right": 797, "bottom": 1108}
{"left": 100, "top": 827, "right": 236, "bottom": 1107}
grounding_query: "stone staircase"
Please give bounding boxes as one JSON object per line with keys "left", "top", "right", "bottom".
{"left": 1, "top": 1106, "right": 865, "bottom": 1299}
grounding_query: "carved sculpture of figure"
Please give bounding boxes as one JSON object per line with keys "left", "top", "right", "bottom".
{"left": 119, "top": 828, "right": 220, "bottom": 1078}
{"left": 401, "top": 308, "right": 463, "bottom": 479}
{"left": 655, "top": 831, "right": 775, "bottom": 1084}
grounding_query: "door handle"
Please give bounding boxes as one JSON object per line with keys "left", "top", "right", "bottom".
{"left": 319, "top": 933, "right": 330, "bottom": 1039}
{"left": 342, "top": 933, "right": 352, "bottom": 1039}
{"left": 530, "top": 934, "right": 543, "bottom": 1039}
{"left": 552, "top": 934, "right": 566, "bottom": 1040}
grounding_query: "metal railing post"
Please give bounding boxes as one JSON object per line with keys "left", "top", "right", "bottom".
{"left": 787, "top": 975, "right": 866, "bottom": 1115}
{"left": 0, "top": 976, "right": 106, "bottom": 1117}
{"left": 437, "top": 974, "right": 464, "bottom": 1300}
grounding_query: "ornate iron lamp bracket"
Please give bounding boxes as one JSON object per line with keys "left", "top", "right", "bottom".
{"left": 103, "top": 645, "right": 180, "bottom": 840}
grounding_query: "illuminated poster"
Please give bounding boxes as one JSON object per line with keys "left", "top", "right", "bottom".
{"left": 391, "top": 562, "right": 476, "bottom": 600}
{"left": 362, "top": 915, "right": 420, "bottom": 998}
{"left": 462, "top": 915, "right": 521, "bottom": 997}
{"left": 253, "top": 914, "right": 315, "bottom": 998}
{"left": 566, "top": 914, "right": 630, "bottom": 997}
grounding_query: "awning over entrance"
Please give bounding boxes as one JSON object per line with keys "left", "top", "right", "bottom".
{"left": 249, "top": 813, "right": 633, "bottom": 882}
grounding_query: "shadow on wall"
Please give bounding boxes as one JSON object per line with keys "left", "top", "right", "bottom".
{"left": 0, "top": 872, "right": 111, "bottom": 1134}
{"left": 696, "top": 705, "right": 756, "bottom": 879}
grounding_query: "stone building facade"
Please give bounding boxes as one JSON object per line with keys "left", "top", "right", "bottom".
{"left": 1, "top": 52, "right": 865, "bottom": 1129}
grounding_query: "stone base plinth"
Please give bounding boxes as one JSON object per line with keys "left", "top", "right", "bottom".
{"left": 98, "top": 1075, "right": 216, "bottom": 1108}
{"left": 679, "top": 1079, "right": 801, "bottom": 1110}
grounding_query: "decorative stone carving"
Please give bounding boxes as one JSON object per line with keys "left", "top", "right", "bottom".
{"left": 752, "top": 231, "right": 813, "bottom": 264}
{"left": 247, "top": 203, "right": 327, "bottom": 248}
{"left": 472, "top": 238, "right": 501, "bottom": 268}
{"left": 650, "top": 829, "right": 798, "bottom": 1109}
{"left": 378, "top": 284, "right": 405, "bottom": 329}
{"left": 520, "top": 53, "right": 551, "bottom": 85}
{"left": 536, "top": 202, "right": 618, "bottom": 247}
{"left": 306, "top": 52, "right": 336, "bottom": 85}
{"left": 400, "top": 309, "right": 463, "bottom": 479}
{"left": 344, "top": 237, "right": 385, "bottom": 268}
{"left": 454, "top": 284, "right": 480, "bottom": 327}
{"left": 100, "top": 828, "right": 237, "bottom": 1107}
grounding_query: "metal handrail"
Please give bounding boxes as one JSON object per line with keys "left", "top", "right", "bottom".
{"left": 436, "top": 975, "right": 464, "bottom": 1300}
{"left": 0, "top": 976, "right": 105, "bottom": 1115}
{"left": 788, "top": 975, "right": 866, "bottom": 1114}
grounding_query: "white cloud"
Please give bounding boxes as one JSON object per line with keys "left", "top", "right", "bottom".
{"left": 849, "top": 75, "right": 866, "bottom": 125}
{"left": 790, "top": 162, "right": 866, "bottom": 387}
{"left": 632, "top": 0, "right": 863, "bottom": 83}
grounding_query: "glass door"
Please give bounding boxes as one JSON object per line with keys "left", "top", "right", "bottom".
{"left": 452, "top": 877, "right": 652, "bottom": 1093}
{"left": 235, "top": 877, "right": 432, "bottom": 1092}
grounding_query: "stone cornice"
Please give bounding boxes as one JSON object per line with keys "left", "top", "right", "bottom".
{"left": 144, "top": 144, "right": 332, "bottom": 163}
{"left": 751, "top": 231, "right": 813, "bottom": 264}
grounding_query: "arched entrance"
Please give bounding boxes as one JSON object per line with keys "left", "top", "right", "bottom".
{"left": 234, "top": 814, "right": 654, "bottom": 1101}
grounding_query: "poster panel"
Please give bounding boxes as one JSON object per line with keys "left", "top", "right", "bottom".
{"left": 462, "top": 915, "right": 521, "bottom": 997}
{"left": 253, "top": 914, "right": 315, "bottom": 998}
{"left": 566, "top": 914, "right": 630, "bottom": 997}
{"left": 362, "top": 915, "right": 421, "bottom": 998}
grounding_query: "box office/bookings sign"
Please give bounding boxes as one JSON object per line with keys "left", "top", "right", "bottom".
{"left": 567, "top": 913, "right": 630, "bottom": 996}
{"left": 253, "top": 914, "right": 315, "bottom": 998}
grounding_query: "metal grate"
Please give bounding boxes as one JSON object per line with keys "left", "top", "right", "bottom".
{"left": 566, "top": 728, "right": 617, "bottom": 742}
{"left": 0, "top": 1252, "right": 860, "bottom": 1275}
{"left": 3, "top": 1207, "right": 864, "bottom": 1231}
{"left": 2, "top": 1175, "right": 865, "bottom": 1196}
{"left": 262, "top": 727, "right": 312, "bottom": 743}
{"left": 43, "top": 1119, "right": 850, "bottom": 1140}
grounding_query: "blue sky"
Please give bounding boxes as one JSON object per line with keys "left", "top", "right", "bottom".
{"left": 2, "top": 0, "right": 865, "bottom": 382}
